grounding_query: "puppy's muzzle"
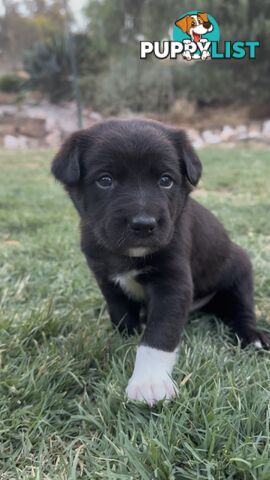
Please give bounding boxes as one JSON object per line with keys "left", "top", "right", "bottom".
{"left": 130, "top": 214, "right": 157, "bottom": 238}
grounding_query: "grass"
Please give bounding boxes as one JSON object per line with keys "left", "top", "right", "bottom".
{"left": 0, "top": 146, "right": 270, "bottom": 479}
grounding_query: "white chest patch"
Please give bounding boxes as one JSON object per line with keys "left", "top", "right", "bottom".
{"left": 128, "top": 247, "right": 150, "bottom": 258}
{"left": 111, "top": 269, "right": 145, "bottom": 300}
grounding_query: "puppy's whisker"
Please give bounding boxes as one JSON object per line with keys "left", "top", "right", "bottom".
{"left": 117, "top": 232, "right": 128, "bottom": 248}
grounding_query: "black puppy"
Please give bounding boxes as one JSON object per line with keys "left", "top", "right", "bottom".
{"left": 51, "top": 119, "right": 270, "bottom": 405}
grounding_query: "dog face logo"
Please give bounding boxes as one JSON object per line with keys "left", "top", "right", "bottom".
{"left": 140, "top": 10, "right": 260, "bottom": 61}
{"left": 175, "top": 13, "right": 213, "bottom": 43}
{"left": 172, "top": 10, "right": 219, "bottom": 61}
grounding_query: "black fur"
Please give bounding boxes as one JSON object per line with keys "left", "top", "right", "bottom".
{"left": 51, "top": 119, "right": 270, "bottom": 351}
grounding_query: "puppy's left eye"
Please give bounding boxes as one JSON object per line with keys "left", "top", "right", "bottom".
{"left": 159, "top": 175, "right": 174, "bottom": 189}
{"left": 96, "top": 175, "right": 113, "bottom": 188}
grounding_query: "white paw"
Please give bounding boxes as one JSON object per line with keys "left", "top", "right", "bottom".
{"left": 201, "top": 51, "right": 210, "bottom": 61}
{"left": 125, "top": 345, "right": 178, "bottom": 406}
{"left": 126, "top": 373, "right": 177, "bottom": 406}
{"left": 253, "top": 339, "right": 263, "bottom": 349}
{"left": 183, "top": 51, "right": 192, "bottom": 61}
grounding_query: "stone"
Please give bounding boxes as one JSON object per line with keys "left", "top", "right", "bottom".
{"left": 0, "top": 123, "right": 16, "bottom": 136}
{"left": 248, "top": 123, "right": 262, "bottom": 140}
{"left": 17, "top": 135, "right": 29, "bottom": 147}
{"left": 0, "top": 105, "right": 17, "bottom": 116}
{"left": 16, "top": 117, "right": 46, "bottom": 138}
{"left": 45, "top": 130, "right": 62, "bottom": 148}
{"left": 219, "top": 125, "right": 236, "bottom": 142}
{"left": 186, "top": 128, "right": 205, "bottom": 148}
{"left": 235, "top": 124, "right": 249, "bottom": 140}
{"left": 3, "top": 135, "right": 19, "bottom": 148}
{"left": 89, "top": 111, "right": 102, "bottom": 122}
{"left": 236, "top": 124, "right": 248, "bottom": 134}
{"left": 262, "top": 120, "right": 270, "bottom": 139}
{"left": 3, "top": 135, "right": 29, "bottom": 148}
{"left": 201, "top": 129, "right": 221, "bottom": 144}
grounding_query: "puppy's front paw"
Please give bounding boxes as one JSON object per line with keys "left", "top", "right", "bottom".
{"left": 240, "top": 329, "right": 270, "bottom": 350}
{"left": 201, "top": 51, "right": 210, "bottom": 61}
{"left": 126, "top": 373, "right": 177, "bottom": 406}
{"left": 125, "top": 345, "right": 178, "bottom": 406}
{"left": 252, "top": 331, "right": 270, "bottom": 350}
{"left": 182, "top": 51, "right": 192, "bottom": 61}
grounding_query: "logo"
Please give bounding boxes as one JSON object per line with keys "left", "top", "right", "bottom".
{"left": 173, "top": 11, "right": 219, "bottom": 61}
{"left": 140, "top": 10, "right": 260, "bottom": 61}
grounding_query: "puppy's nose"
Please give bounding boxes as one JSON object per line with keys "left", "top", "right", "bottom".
{"left": 203, "top": 21, "right": 211, "bottom": 28}
{"left": 130, "top": 215, "right": 157, "bottom": 236}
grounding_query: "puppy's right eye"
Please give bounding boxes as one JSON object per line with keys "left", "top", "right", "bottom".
{"left": 159, "top": 174, "right": 174, "bottom": 189}
{"left": 96, "top": 175, "right": 113, "bottom": 188}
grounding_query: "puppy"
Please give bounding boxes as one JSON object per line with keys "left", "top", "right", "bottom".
{"left": 175, "top": 12, "right": 213, "bottom": 43}
{"left": 175, "top": 12, "right": 213, "bottom": 60}
{"left": 51, "top": 119, "right": 270, "bottom": 406}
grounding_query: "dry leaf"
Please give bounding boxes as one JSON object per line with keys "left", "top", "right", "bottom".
{"left": 5, "top": 240, "right": 20, "bottom": 246}
{"left": 180, "top": 373, "right": 192, "bottom": 385}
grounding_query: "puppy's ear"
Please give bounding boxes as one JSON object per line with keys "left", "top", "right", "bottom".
{"left": 198, "top": 12, "right": 209, "bottom": 23}
{"left": 175, "top": 16, "right": 189, "bottom": 33}
{"left": 51, "top": 130, "right": 87, "bottom": 186}
{"left": 169, "top": 129, "right": 202, "bottom": 186}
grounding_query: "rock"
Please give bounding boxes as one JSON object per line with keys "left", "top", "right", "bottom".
{"left": 0, "top": 113, "right": 46, "bottom": 138}
{"left": 168, "top": 99, "right": 196, "bottom": 123}
{"left": 0, "top": 113, "right": 17, "bottom": 136}
{"left": 28, "top": 138, "right": 41, "bottom": 148}
{"left": 186, "top": 128, "right": 205, "bottom": 148}
{"left": 236, "top": 124, "right": 248, "bottom": 134}
{"left": 235, "top": 124, "right": 249, "bottom": 140}
{"left": 17, "top": 135, "right": 29, "bottom": 147}
{"left": 3, "top": 135, "right": 19, "bottom": 148}
{"left": 4, "top": 135, "right": 27, "bottom": 148}
{"left": 0, "top": 105, "right": 17, "bottom": 116}
{"left": 3, "top": 134, "right": 30, "bottom": 148}
{"left": 0, "top": 123, "right": 16, "bottom": 136}
{"left": 45, "top": 130, "right": 62, "bottom": 147}
{"left": 248, "top": 123, "right": 262, "bottom": 140}
{"left": 16, "top": 117, "right": 46, "bottom": 138}
{"left": 262, "top": 120, "right": 270, "bottom": 139}
{"left": 219, "top": 125, "right": 236, "bottom": 142}
{"left": 201, "top": 129, "right": 221, "bottom": 144}
{"left": 89, "top": 111, "right": 102, "bottom": 122}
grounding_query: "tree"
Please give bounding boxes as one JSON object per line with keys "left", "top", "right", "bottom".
{"left": 0, "top": 0, "right": 66, "bottom": 67}
{"left": 24, "top": 34, "right": 71, "bottom": 102}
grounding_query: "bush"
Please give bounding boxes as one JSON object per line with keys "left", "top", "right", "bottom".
{"left": 0, "top": 74, "right": 26, "bottom": 93}
{"left": 24, "top": 35, "right": 71, "bottom": 102}
{"left": 83, "top": 57, "right": 174, "bottom": 114}
{"left": 24, "top": 32, "right": 107, "bottom": 104}
{"left": 171, "top": 62, "right": 239, "bottom": 107}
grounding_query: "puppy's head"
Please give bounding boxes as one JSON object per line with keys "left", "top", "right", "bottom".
{"left": 175, "top": 13, "right": 213, "bottom": 42}
{"left": 51, "top": 119, "right": 202, "bottom": 257}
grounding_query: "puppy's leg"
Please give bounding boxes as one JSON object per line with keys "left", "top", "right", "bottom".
{"left": 205, "top": 244, "right": 270, "bottom": 349}
{"left": 98, "top": 279, "right": 142, "bottom": 335}
{"left": 126, "top": 267, "right": 193, "bottom": 405}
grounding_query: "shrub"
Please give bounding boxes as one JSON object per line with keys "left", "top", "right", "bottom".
{"left": 24, "top": 35, "right": 71, "bottom": 103}
{"left": 83, "top": 57, "right": 174, "bottom": 114}
{"left": 0, "top": 73, "right": 26, "bottom": 93}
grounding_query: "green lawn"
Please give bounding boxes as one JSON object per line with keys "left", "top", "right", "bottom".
{"left": 0, "top": 146, "right": 270, "bottom": 480}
